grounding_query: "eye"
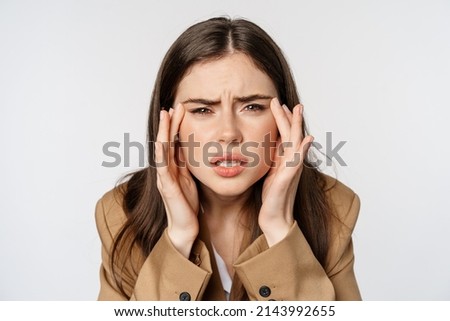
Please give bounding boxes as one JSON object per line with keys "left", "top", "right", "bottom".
{"left": 191, "top": 107, "right": 212, "bottom": 115}
{"left": 244, "top": 104, "right": 264, "bottom": 112}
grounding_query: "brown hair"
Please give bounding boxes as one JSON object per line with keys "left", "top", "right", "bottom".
{"left": 111, "top": 16, "right": 334, "bottom": 300}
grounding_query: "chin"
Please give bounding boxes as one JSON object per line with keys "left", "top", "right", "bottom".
{"left": 210, "top": 184, "right": 251, "bottom": 197}
{"left": 193, "top": 171, "right": 264, "bottom": 199}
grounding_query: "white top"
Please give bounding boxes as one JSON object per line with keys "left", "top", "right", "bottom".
{"left": 211, "top": 244, "right": 232, "bottom": 300}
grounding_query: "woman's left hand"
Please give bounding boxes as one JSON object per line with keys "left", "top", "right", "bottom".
{"left": 259, "top": 98, "right": 314, "bottom": 247}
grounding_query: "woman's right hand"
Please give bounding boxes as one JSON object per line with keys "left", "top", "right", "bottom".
{"left": 154, "top": 103, "right": 199, "bottom": 258}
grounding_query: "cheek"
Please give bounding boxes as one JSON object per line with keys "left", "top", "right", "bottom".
{"left": 242, "top": 118, "right": 278, "bottom": 170}
{"left": 267, "top": 118, "right": 278, "bottom": 137}
{"left": 251, "top": 117, "right": 278, "bottom": 142}
{"left": 179, "top": 119, "right": 200, "bottom": 148}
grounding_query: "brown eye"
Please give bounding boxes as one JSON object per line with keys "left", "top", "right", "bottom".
{"left": 244, "top": 104, "right": 264, "bottom": 112}
{"left": 191, "top": 107, "right": 211, "bottom": 115}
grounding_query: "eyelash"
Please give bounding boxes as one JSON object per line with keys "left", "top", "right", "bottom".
{"left": 191, "top": 107, "right": 212, "bottom": 115}
{"left": 190, "top": 104, "right": 265, "bottom": 115}
{"left": 244, "top": 104, "right": 264, "bottom": 112}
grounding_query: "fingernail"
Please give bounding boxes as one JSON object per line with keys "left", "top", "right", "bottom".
{"left": 300, "top": 104, "right": 304, "bottom": 115}
{"left": 160, "top": 110, "right": 165, "bottom": 120}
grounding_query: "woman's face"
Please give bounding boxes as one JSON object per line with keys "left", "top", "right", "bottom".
{"left": 173, "top": 53, "right": 278, "bottom": 198}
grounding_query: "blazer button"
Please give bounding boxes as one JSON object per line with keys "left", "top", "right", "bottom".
{"left": 179, "top": 292, "right": 191, "bottom": 301}
{"left": 259, "top": 286, "right": 271, "bottom": 298}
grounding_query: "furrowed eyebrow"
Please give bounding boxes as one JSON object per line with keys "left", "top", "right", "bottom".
{"left": 235, "top": 94, "right": 273, "bottom": 103}
{"left": 182, "top": 94, "right": 273, "bottom": 105}
{"left": 182, "top": 98, "right": 220, "bottom": 105}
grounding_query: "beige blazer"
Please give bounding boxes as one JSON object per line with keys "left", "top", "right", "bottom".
{"left": 95, "top": 174, "right": 361, "bottom": 301}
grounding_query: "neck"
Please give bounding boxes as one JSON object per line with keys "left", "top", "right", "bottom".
{"left": 199, "top": 185, "right": 253, "bottom": 275}
{"left": 199, "top": 186, "right": 252, "bottom": 223}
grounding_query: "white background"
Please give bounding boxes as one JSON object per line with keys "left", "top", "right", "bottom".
{"left": 1, "top": 0, "right": 449, "bottom": 300}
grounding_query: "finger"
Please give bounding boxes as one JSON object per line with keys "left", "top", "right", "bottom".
{"left": 272, "top": 137, "right": 283, "bottom": 168}
{"left": 169, "top": 103, "right": 186, "bottom": 166}
{"left": 263, "top": 137, "right": 282, "bottom": 192}
{"left": 290, "top": 104, "right": 304, "bottom": 149}
{"left": 177, "top": 145, "right": 190, "bottom": 175}
{"left": 154, "top": 140, "right": 163, "bottom": 166}
{"left": 169, "top": 103, "right": 184, "bottom": 142}
{"left": 155, "top": 110, "right": 170, "bottom": 171}
{"left": 281, "top": 134, "right": 313, "bottom": 178}
{"left": 270, "top": 98, "right": 291, "bottom": 142}
{"left": 282, "top": 104, "right": 292, "bottom": 125}
{"left": 156, "top": 109, "right": 170, "bottom": 144}
{"left": 298, "top": 134, "right": 314, "bottom": 165}
{"left": 155, "top": 141, "right": 169, "bottom": 188}
{"left": 175, "top": 134, "right": 192, "bottom": 177}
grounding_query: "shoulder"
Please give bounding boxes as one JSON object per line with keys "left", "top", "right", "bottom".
{"left": 95, "top": 183, "right": 128, "bottom": 243}
{"left": 321, "top": 173, "right": 360, "bottom": 233}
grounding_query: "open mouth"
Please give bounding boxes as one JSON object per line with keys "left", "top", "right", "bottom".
{"left": 214, "top": 160, "right": 244, "bottom": 167}
{"left": 209, "top": 154, "right": 248, "bottom": 177}
{"left": 209, "top": 154, "right": 249, "bottom": 167}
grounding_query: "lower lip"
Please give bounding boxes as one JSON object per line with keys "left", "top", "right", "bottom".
{"left": 212, "top": 164, "right": 246, "bottom": 177}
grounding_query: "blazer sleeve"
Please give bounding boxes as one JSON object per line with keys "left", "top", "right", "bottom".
{"left": 233, "top": 192, "right": 361, "bottom": 301}
{"left": 95, "top": 189, "right": 213, "bottom": 301}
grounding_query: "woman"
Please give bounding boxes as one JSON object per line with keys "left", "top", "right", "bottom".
{"left": 95, "top": 17, "right": 361, "bottom": 301}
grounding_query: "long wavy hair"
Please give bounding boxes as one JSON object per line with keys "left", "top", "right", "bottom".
{"left": 110, "top": 16, "right": 335, "bottom": 300}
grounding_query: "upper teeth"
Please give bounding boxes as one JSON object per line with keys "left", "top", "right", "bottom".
{"left": 216, "top": 160, "right": 241, "bottom": 167}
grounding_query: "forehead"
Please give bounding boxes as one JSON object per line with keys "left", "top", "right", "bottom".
{"left": 175, "top": 53, "right": 277, "bottom": 99}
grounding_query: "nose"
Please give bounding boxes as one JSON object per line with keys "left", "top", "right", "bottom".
{"left": 215, "top": 111, "right": 243, "bottom": 144}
